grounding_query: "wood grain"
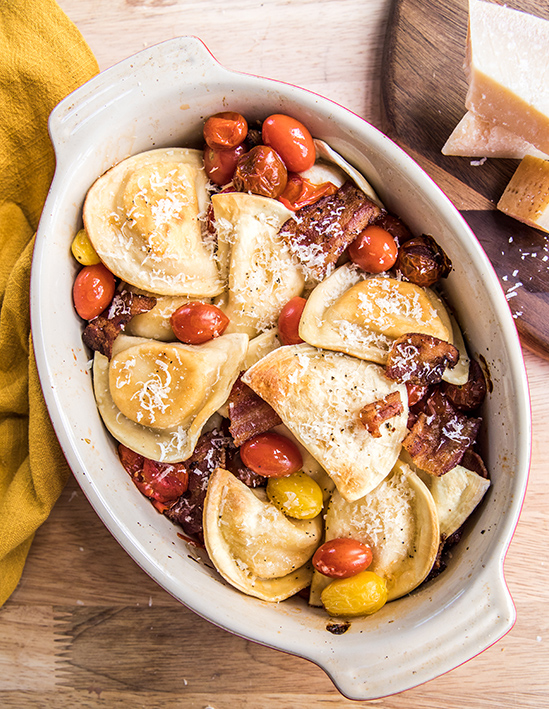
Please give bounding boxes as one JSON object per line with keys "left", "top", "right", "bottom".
{"left": 2, "top": 1, "right": 549, "bottom": 707}
{"left": 382, "top": 0, "right": 549, "bottom": 359}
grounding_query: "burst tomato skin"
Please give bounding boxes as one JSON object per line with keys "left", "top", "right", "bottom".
{"left": 279, "top": 173, "right": 337, "bottom": 211}
{"left": 313, "top": 538, "right": 373, "bottom": 578}
{"left": 203, "top": 111, "right": 248, "bottom": 151}
{"left": 170, "top": 302, "right": 229, "bottom": 345}
{"left": 118, "top": 444, "right": 188, "bottom": 504}
{"left": 262, "top": 114, "right": 315, "bottom": 172}
{"left": 278, "top": 296, "right": 307, "bottom": 345}
{"left": 72, "top": 263, "right": 116, "bottom": 320}
{"left": 204, "top": 143, "right": 246, "bottom": 186}
{"left": 233, "top": 145, "right": 288, "bottom": 198}
{"left": 348, "top": 225, "right": 398, "bottom": 273}
{"left": 240, "top": 431, "right": 303, "bottom": 478}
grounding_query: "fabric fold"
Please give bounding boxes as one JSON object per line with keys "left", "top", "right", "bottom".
{"left": 0, "top": 0, "right": 99, "bottom": 606}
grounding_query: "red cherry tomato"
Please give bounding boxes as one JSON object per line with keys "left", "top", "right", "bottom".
{"left": 406, "top": 382, "right": 429, "bottom": 407}
{"left": 170, "top": 302, "right": 229, "bottom": 345}
{"left": 279, "top": 173, "right": 338, "bottom": 211}
{"left": 240, "top": 432, "right": 303, "bottom": 478}
{"left": 118, "top": 444, "right": 189, "bottom": 504}
{"left": 203, "top": 111, "right": 248, "bottom": 151}
{"left": 72, "top": 262, "right": 116, "bottom": 320}
{"left": 204, "top": 144, "right": 246, "bottom": 186}
{"left": 312, "top": 538, "right": 373, "bottom": 579}
{"left": 233, "top": 145, "right": 288, "bottom": 198}
{"left": 348, "top": 225, "right": 398, "bottom": 273}
{"left": 262, "top": 114, "right": 315, "bottom": 172}
{"left": 278, "top": 296, "right": 307, "bottom": 345}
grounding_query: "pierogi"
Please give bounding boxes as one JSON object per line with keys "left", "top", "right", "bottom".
{"left": 93, "top": 333, "right": 247, "bottom": 462}
{"left": 78, "top": 124, "right": 488, "bottom": 621}
{"left": 83, "top": 148, "right": 222, "bottom": 296}
{"left": 242, "top": 344, "right": 409, "bottom": 501}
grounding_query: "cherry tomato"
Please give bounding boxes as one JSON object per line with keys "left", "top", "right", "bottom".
{"left": 233, "top": 145, "right": 288, "bottom": 198}
{"left": 71, "top": 228, "right": 100, "bottom": 265}
{"left": 240, "top": 431, "right": 303, "bottom": 478}
{"left": 204, "top": 143, "right": 246, "bottom": 186}
{"left": 118, "top": 443, "right": 144, "bottom": 477}
{"left": 321, "top": 570, "right": 388, "bottom": 617}
{"left": 279, "top": 173, "right": 337, "bottom": 211}
{"left": 118, "top": 444, "right": 189, "bottom": 503}
{"left": 72, "top": 262, "right": 115, "bottom": 320}
{"left": 312, "top": 538, "right": 373, "bottom": 579}
{"left": 170, "top": 302, "right": 229, "bottom": 345}
{"left": 278, "top": 296, "right": 307, "bottom": 345}
{"left": 406, "top": 382, "right": 429, "bottom": 407}
{"left": 203, "top": 111, "right": 248, "bottom": 151}
{"left": 348, "top": 224, "right": 398, "bottom": 273}
{"left": 266, "top": 471, "right": 323, "bottom": 519}
{"left": 262, "top": 114, "right": 315, "bottom": 172}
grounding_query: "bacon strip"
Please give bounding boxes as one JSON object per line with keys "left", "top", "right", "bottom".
{"left": 359, "top": 391, "right": 403, "bottom": 438}
{"left": 164, "top": 429, "right": 231, "bottom": 541}
{"left": 82, "top": 290, "right": 156, "bottom": 358}
{"left": 228, "top": 375, "right": 282, "bottom": 446}
{"left": 403, "top": 390, "right": 481, "bottom": 476}
{"left": 441, "top": 358, "right": 487, "bottom": 412}
{"left": 385, "top": 333, "right": 459, "bottom": 386}
{"left": 278, "top": 181, "right": 381, "bottom": 280}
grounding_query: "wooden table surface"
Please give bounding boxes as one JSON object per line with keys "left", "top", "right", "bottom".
{"left": 2, "top": 1, "right": 548, "bottom": 707}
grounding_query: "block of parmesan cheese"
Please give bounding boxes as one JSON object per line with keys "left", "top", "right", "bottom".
{"left": 497, "top": 155, "right": 549, "bottom": 233}
{"left": 442, "top": 111, "right": 548, "bottom": 159}
{"left": 465, "top": 0, "right": 549, "bottom": 154}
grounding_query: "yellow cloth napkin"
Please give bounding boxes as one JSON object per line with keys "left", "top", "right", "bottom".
{"left": 0, "top": 0, "right": 98, "bottom": 605}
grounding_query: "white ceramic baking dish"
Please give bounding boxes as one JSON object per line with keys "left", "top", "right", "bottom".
{"left": 31, "top": 36, "right": 531, "bottom": 700}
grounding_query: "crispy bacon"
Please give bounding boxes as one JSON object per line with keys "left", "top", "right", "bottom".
{"left": 461, "top": 448, "right": 489, "bottom": 479}
{"left": 226, "top": 450, "right": 267, "bottom": 488}
{"left": 164, "top": 429, "right": 231, "bottom": 540}
{"left": 385, "top": 333, "right": 459, "bottom": 386}
{"left": 228, "top": 374, "right": 282, "bottom": 446}
{"left": 359, "top": 391, "right": 403, "bottom": 438}
{"left": 441, "top": 358, "right": 487, "bottom": 412}
{"left": 82, "top": 290, "right": 156, "bottom": 358}
{"left": 403, "top": 390, "right": 481, "bottom": 476}
{"left": 279, "top": 181, "right": 381, "bottom": 280}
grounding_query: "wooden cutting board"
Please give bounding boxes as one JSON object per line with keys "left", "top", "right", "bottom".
{"left": 381, "top": 0, "right": 549, "bottom": 359}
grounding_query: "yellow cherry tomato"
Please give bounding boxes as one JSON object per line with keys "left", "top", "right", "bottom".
{"left": 266, "top": 471, "right": 323, "bottom": 519}
{"left": 71, "top": 228, "right": 100, "bottom": 265}
{"left": 321, "top": 571, "right": 388, "bottom": 617}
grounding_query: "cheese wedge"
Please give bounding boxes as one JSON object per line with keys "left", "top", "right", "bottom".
{"left": 465, "top": 0, "right": 549, "bottom": 153}
{"left": 442, "top": 111, "right": 548, "bottom": 159}
{"left": 497, "top": 155, "right": 549, "bottom": 233}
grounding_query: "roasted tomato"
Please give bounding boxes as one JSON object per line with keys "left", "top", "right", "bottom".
{"left": 72, "top": 263, "right": 116, "bottom": 320}
{"left": 233, "top": 145, "right": 288, "bottom": 198}
{"left": 240, "top": 431, "right": 303, "bottom": 477}
{"left": 118, "top": 444, "right": 188, "bottom": 504}
{"left": 204, "top": 143, "right": 246, "bottom": 186}
{"left": 170, "top": 302, "right": 229, "bottom": 345}
{"left": 279, "top": 173, "right": 337, "bottom": 211}
{"left": 262, "top": 114, "right": 315, "bottom": 172}
{"left": 395, "top": 234, "right": 452, "bottom": 287}
{"left": 278, "top": 296, "right": 307, "bottom": 345}
{"left": 348, "top": 225, "right": 398, "bottom": 273}
{"left": 203, "top": 111, "right": 248, "bottom": 151}
{"left": 313, "top": 538, "right": 373, "bottom": 578}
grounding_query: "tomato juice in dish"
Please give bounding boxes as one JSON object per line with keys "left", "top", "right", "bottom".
{"left": 72, "top": 110, "right": 490, "bottom": 618}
